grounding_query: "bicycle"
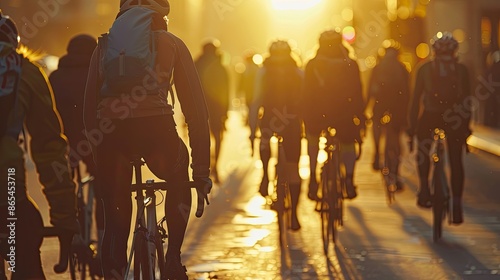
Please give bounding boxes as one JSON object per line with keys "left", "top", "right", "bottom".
{"left": 316, "top": 127, "right": 345, "bottom": 255}
{"left": 124, "top": 157, "right": 208, "bottom": 279}
{"left": 379, "top": 113, "right": 401, "bottom": 205}
{"left": 430, "top": 128, "right": 451, "bottom": 242}
{"left": 71, "top": 166, "right": 103, "bottom": 279}
{"left": 269, "top": 134, "right": 292, "bottom": 248}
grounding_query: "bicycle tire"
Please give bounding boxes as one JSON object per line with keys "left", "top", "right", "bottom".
{"left": 319, "top": 162, "right": 332, "bottom": 254}
{"left": 432, "top": 162, "right": 444, "bottom": 242}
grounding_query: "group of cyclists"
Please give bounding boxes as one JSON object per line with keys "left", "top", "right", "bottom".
{"left": 0, "top": 0, "right": 472, "bottom": 279}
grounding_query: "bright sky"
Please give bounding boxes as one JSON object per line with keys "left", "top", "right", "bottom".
{"left": 271, "top": 0, "right": 322, "bottom": 10}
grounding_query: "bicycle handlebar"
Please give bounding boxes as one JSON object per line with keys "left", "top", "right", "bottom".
{"left": 130, "top": 181, "right": 209, "bottom": 218}
{"left": 42, "top": 227, "right": 73, "bottom": 274}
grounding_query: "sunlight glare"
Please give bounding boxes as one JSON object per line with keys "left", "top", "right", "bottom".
{"left": 271, "top": 0, "right": 322, "bottom": 10}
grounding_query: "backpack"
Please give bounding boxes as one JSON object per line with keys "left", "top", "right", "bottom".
{"left": 100, "top": 7, "right": 171, "bottom": 97}
{"left": 0, "top": 51, "right": 22, "bottom": 138}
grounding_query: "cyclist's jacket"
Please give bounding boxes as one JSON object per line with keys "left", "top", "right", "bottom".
{"left": 408, "top": 59, "right": 471, "bottom": 138}
{"left": 84, "top": 27, "right": 211, "bottom": 178}
{"left": 303, "top": 46, "right": 365, "bottom": 141}
{"left": 368, "top": 56, "right": 410, "bottom": 127}
{"left": 49, "top": 35, "right": 96, "bottom": 170}
{"left": 0, "top": 52, "right": 78, "bottom": 231}
{"left": 253, "top": 54, "right": 303, "bottom": 123}
{"left": 194, "top": 51, "right": 230, "bottom": 120}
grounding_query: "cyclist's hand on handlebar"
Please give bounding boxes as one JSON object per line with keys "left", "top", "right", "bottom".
{"left": 194, "top": 177, "right": 213, "bottom": 196}
{"left": 194, "top": 177, "right": 212, "bottom": 218}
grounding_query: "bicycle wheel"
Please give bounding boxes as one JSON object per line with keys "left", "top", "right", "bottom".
{"left": 317, "top": 162, "right": 333, "bottom": 255}
{"left": 275, "top": 177, "right": 288, "bottom": 247}
{"left": 332, "top": 152, "right": 342, "bottom": 242}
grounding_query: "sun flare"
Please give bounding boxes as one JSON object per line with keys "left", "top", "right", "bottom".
{"left": 271, "top": 0, "right": 322, "bottom": 10}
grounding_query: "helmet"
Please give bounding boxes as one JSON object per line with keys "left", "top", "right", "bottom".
{"left": 319, "top": 30, "right": 342, "bottom": 48}
{"left": 269, "top": 40, "right": 291, "bottom": 56}
{"left": 120, "top": 0, "right": 170, "bottom": 16}
{"left": 431, "top": 32, "right": 458, "bottom": 55}
{"left": 202, "top": 39, "right": 220, "bottom": 54}
{"left": 0, "top": 10, "right": 19, "bottom": 52}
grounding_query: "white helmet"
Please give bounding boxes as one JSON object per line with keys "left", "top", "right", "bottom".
{"left": 120, "top": 0, "right": 170, "bottom": 16}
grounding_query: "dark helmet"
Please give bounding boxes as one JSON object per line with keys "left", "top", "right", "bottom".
{"left": 431, "top": 32, "right": 458, "bottom": 56}
{"left": 319, "top": 29, "right": 343, "bottom": 48}
{"left": 202, "top": 39, "right": 220, "bottom": 55}
{"left": 0, "top": 10, "right": 19, "bottom": 52}
{"left": 269, "top": 40, "right": 291, "bottom": 56}
{"left": 120, "top": 0, "right": 170, "bottom": 16}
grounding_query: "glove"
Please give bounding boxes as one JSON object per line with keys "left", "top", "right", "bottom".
{"left": 194, "top": 176, "right": 213, "bottom": 196}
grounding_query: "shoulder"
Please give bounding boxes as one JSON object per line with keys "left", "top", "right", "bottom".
{"left": 158, "top": 31, "right": 187, "bottom": 52}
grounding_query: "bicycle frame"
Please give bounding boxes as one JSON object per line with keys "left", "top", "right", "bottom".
{"left": 125, "top": 157, "right": 207, "bottom": 279}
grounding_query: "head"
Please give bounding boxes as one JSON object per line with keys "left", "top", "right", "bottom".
{"left": 202, "top": 39, "right": 220, "bottom": 55}
{"left": 0, "top": 10, "right": 19, "bottom": 55}
{"left": 319, "top": 30, "right": 343, "bottom": 49}
{"left": 120, "top": 0, "right": 170, "bottom": 16}
{"left": 431, "top": 32, "right": 458, "bottom": 58}
{"left": 269, "top": 40, "right": 291, "bottom": 57}
{"left": 67, "top": 34, "right": 97, "bottom": 56}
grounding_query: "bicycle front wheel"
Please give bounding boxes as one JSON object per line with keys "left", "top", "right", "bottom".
{"left": 320, "top": 161, "right": 335, "bottom": 254}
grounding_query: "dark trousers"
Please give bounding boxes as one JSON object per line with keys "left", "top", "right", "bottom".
{"left": 97, "top": 115, "right": 190, "bottom": 279}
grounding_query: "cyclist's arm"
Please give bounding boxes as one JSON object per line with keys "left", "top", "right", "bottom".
{"left": 164, "top": 34, "right": 211, "bottom": 178}
{"left": 408, "top": 63, "right": 427, "bottom": 135}
{"left": 83, "top": 46, "right": 100, "bottom": 135}
{"left": 20, "top": 57, "right": 78, "bottom": 232}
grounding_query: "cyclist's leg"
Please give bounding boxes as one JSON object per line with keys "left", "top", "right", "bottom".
{"left": 142, "top": 116, "right": 190, "bottom": 277}
{"left": 416, "top": 132, "right": 433, "bottom": 208}
{"left": 1, "top": 198, "right": 45, "bottom": 280}
{"left": 258, "top": 125, "right": 272, "bottom": 197}
{"left": 209, "top": 113, "right": 224, "bottom": 183}
{"left": 340, "top": 141, "right": 358, "bottom": 199}
{"left": 97, "top": 121, "right": 133, "bottom": 279}
{"left": 283, "top": 123, "right": 302, "bottom": 230}
{"left": 447, "top": 137, "right": 465, "bottom": 224}
{"left": 306, "top": 130, "right": 320, "bottom": 200}
{"left": 372, "top": 115, "right": 382, "bottom": 170}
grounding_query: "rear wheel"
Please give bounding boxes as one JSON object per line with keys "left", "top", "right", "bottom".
{"left": 432, "top": 173, "right": 444, "bottom": 242}
{"left": 320, "top": 162, "right": 333, "bottom": 254}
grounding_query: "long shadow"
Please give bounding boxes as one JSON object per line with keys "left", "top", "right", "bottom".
{"left": 279, "top": 217, "right": 320, "bottom": 279}
{"left": 338, "top": 205, "right": 401, "bottom": 279}
{"left": 389, "top": 202, "right": 497, "bottom": 279}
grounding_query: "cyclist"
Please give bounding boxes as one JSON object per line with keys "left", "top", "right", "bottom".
{"left": 253, "top": 40, "right": 303, "bottom": 230}
{"left": 366, "top": 41, "right": 410, "bottom": 189}
{"left": 408, "top": 32, "right": 471, "bottom": 224}
{"left": 195, "top": 39, "right": 230, "bottom": 183}
{"left": 49, "top": 34, "right": 103, "bottom": 275}
{"left": 238, "top": 49, "right": 260, "bottom": 155}
{"left": 303, "top": 29, "right": 365, "bottom": 201}
{"left": 0, "top": 10, "right": 79, "bottom": 279}
{"left": 83, "top": 1, "right": 212, "bottom": 278}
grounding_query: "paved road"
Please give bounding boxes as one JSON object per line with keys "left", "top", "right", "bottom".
{"left": 16, "top": 110, "right": 500, "bottom": 279}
